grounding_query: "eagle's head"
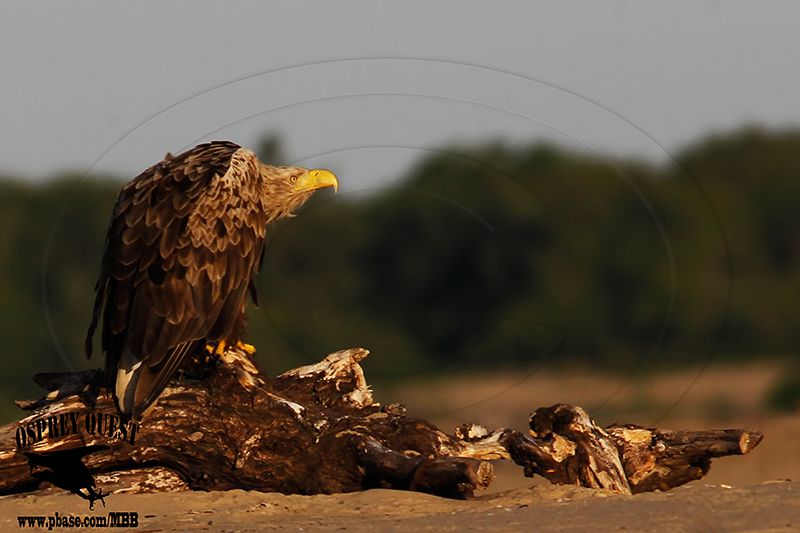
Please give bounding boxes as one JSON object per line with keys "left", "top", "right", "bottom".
{"left": 260, "top": 165, "right": 338, "bottom": 221}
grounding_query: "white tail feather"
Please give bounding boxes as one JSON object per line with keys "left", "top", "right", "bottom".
{"left": 116, "top": 348, "right": 143, "bottom": 415}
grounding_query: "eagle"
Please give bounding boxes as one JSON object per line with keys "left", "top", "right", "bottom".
{"left": 84, "top": 141, "right": 338, "bottom": 420}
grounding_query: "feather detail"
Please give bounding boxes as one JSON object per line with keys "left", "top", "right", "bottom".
{"left": 84, "top": 140, "right": 321, "bottom": 419}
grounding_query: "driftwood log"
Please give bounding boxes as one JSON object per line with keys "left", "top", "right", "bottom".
{"left": 0, "top": 347, "right": 762, "bottom": 505}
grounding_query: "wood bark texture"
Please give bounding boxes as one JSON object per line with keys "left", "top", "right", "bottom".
{"left": 0, "top": 348, "right": 762, "bottom": 505}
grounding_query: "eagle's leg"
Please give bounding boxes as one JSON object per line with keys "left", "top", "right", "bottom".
{"left": 235, "top": 341, "right": 256, "bottom": 355}
{"left": 204, "top": 340, "right": 227, "bottom": 356}
{"left": 203, "top": 340, "right": 255, "bottom": 356}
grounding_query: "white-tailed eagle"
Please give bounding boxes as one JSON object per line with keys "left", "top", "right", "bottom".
{"left": 84, "top": 141, "right": 338, "bottom": 419}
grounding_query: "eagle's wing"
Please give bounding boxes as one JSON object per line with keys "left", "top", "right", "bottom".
{"left": 85, "top": 141, "right": 267, "bottom": 418}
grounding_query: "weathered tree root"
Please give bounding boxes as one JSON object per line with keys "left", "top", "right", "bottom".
{"left": 0, "top": 348, "right": 762, "bottom": 501}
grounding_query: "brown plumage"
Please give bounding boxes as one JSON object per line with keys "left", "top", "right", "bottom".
{"left": 85, "top": 141, "right": 338, "bottom": 420}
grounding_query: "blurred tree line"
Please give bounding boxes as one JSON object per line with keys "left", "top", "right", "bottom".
{"left": 0, "top": 126, "right": 798, "bottom": 421}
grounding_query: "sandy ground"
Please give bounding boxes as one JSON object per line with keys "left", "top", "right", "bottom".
{"left": 1, "top": 361, "right": 797, "bottom": 531}
{"left": 2, "top": 481, "right": 798, "bottom": 532}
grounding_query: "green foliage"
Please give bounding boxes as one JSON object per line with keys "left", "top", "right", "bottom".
{"left": 1, "top": 126, "right": 798, "bottom": 422}
{"left": 0, "top": 175, "right": 121, "bottom": 421}
{"left": 765, "top": 366, "right": 800, "bottom": 413}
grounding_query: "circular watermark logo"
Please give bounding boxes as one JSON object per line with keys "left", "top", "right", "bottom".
{"left": 40, "top": 57, "right": 731, "bottom": 427}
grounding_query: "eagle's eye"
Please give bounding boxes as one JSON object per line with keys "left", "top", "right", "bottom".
{"left": 289, "top": 175, "right": 298, "bottom": 184}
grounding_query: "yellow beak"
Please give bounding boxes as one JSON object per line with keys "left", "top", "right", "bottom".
{"left": 294, "top": 169, "right": 338, "bottom": 193}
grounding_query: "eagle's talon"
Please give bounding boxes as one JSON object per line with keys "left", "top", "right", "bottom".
{"left": 214, "top": 340, "right": 227, "bottom": 356}
{"left": 204, "top": 340, "right": 227, "bottom": 355}
{"left": 236, "top": 341, "right": 256, "bottom": 355}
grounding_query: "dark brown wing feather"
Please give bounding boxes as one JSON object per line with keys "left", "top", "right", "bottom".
{"left": 85, "top": 141, "right": 268, "bottom": 417}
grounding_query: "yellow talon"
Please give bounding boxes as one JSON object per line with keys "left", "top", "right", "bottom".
{"left": 205, "top": 340, "right": 253, "bottom": 356}
{"left": 236, "top": 341, "right": 256, "bottom": 355}
{"left": 214, "top": 340, "right": 228, "bottom": 356}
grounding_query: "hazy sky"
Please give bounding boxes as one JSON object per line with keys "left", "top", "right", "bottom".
{"left": 2, "top": 1, "right": 798, "bottom": 190}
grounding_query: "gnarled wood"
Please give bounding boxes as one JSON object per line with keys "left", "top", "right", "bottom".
{"left": 0, "top": 348, "right": 762, "bottom": 503}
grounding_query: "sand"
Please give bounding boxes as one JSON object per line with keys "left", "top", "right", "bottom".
{"left": 2, "top": 480, "right": 798, "bottom": 532}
